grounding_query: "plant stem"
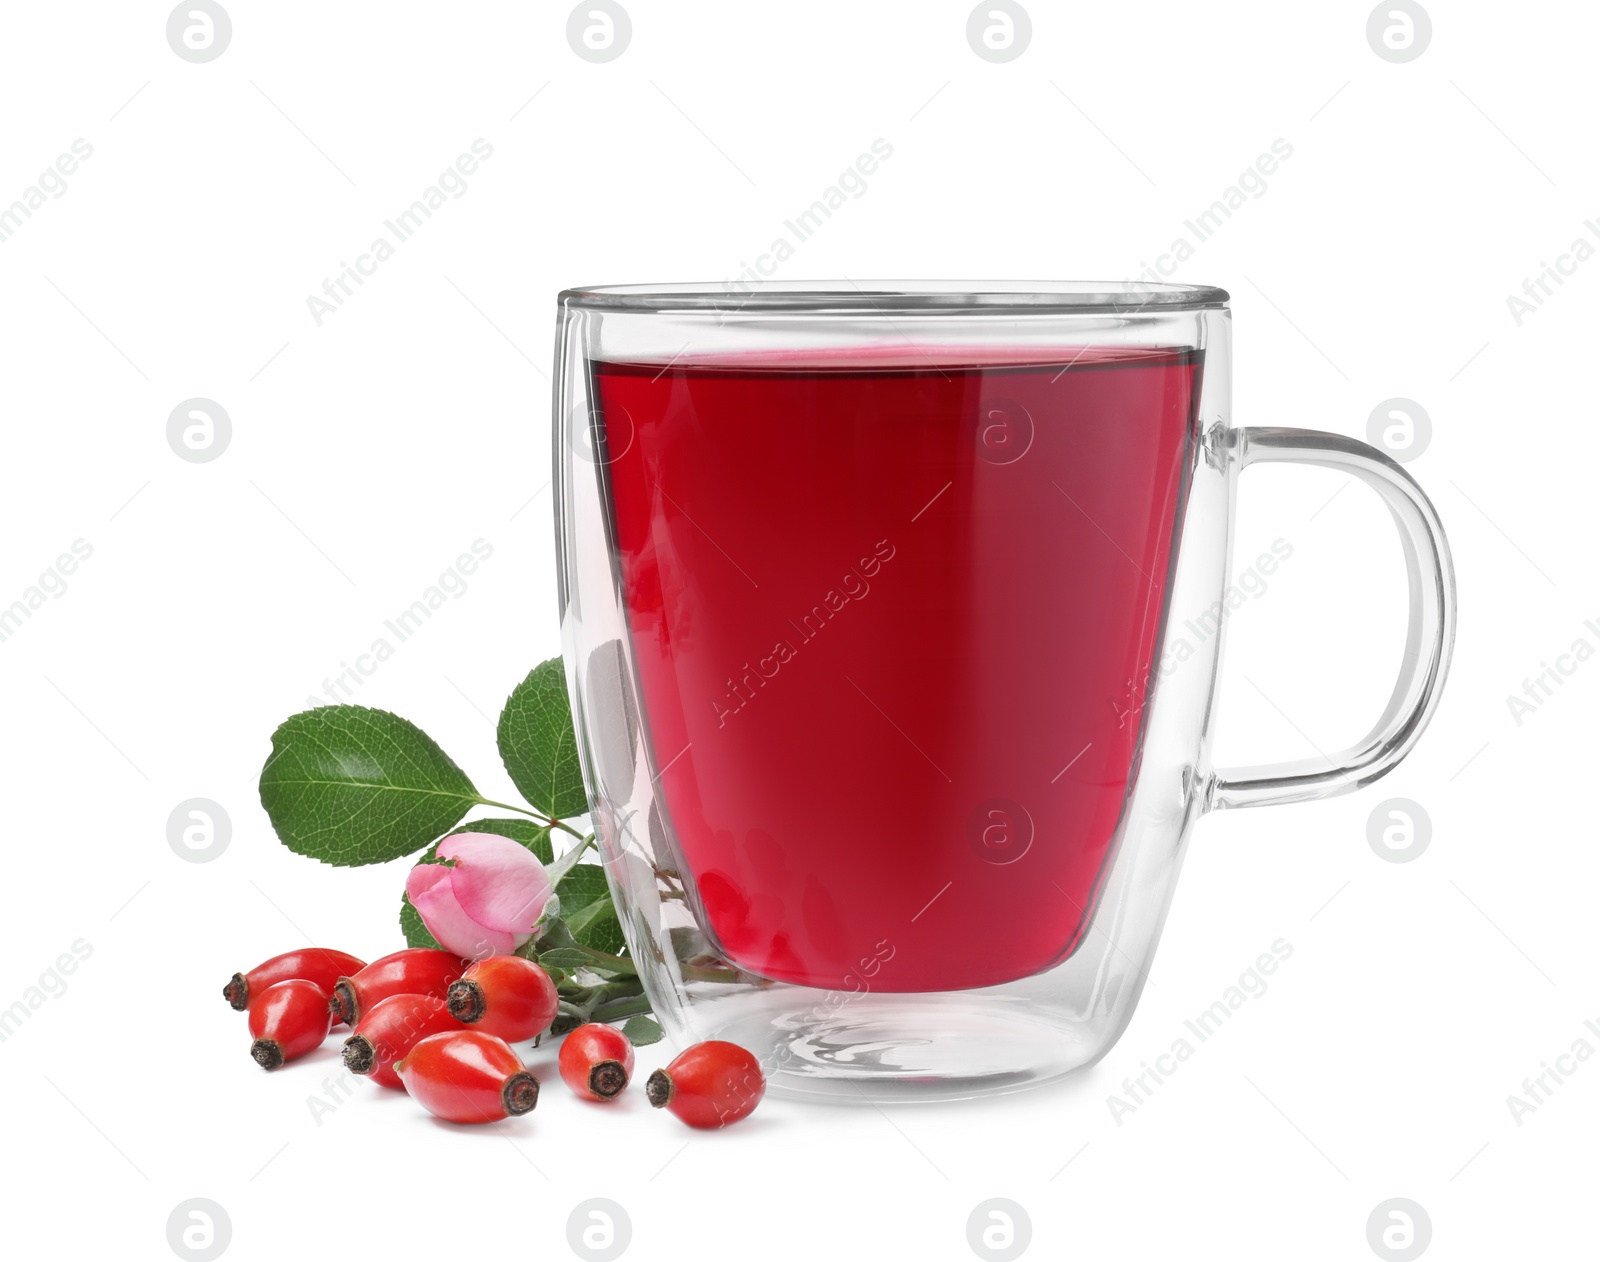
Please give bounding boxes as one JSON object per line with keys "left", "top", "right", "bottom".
{"left": 569, "top": 945, "right": 637, "bottom": 977}
{"left": 681, "top": 964, "right": 739, "bottom": 984}
{"left": 474, "top": 797, "right": 543, "bottom": 819}
{"left": 591, "top": 993, "right": 654, "bottom": 1023}
{"left": 473, "top": 799, "right": 589, "bottom": 842}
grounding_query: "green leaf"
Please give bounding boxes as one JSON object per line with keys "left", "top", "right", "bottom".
{"left": 622, "top": 1015, "right": 663, "bottom": 1046}
{"left": 537, "top": 947, "right": 609, "bottom": 972}
{"left": 567, "top": 895, "right": 625, "bottom": 955}
{"left": 555, "top": 863, "right": 608, "bottom": 909}
{"left": 537, "top": 946, "right": 637, "bottom": 977}
{"left": 259, "top": 706, "right": 479, "bottom": 866}
{"left": 397, "top": 816, "right": 556, "bottom": 948}
{"left": 546, "top": 834, "right": 595, "bottom": 885}
{"left": 557, "top": 862, "right": 626, "bottom": 955}
{"left": 497, "top": 659, "right": 588, "bottom": 820}
{"left": 535, "top": 916, "right": 580, "bottom": 952}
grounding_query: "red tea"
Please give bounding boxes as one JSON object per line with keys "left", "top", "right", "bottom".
{"left": 593, "top": 346, "right": 1201, "bottom": 991}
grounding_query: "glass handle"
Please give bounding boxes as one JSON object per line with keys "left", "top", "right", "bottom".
{"left": 1207, "top": 427, "right": 1457, "bottom": 811}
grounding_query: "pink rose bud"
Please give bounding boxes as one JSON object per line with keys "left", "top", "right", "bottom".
{"left": 406, "top": 832, "right": 553, "bottom": 961}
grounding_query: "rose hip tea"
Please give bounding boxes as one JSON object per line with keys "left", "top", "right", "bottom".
{"left": 560, "top": 281, "right": 1456, "bottom": 1098}
{"left": 590, "top": 346, "right": 1202, "bottom": 992}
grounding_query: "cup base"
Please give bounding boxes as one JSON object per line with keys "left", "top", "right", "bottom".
{"left": 680, "top": 988, "right": 1112, "bottom": 1103}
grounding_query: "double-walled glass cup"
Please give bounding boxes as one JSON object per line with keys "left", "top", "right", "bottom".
{"left": 553, "top": 282, "right": 1455, "bottom": 1101}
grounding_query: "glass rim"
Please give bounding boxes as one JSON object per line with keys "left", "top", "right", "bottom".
{"left": 559, "top": 280, "right": 1230, "bottom": 314}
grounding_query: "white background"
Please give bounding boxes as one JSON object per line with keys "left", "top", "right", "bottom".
{"left": 2, "top": 2, "right": 1594, "bottom": 1259}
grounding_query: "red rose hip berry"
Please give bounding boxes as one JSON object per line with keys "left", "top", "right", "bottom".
{"left": 248, "top": 979, "right": 333, "bottom": 1069}
{"left": 394, "top": 1030, "right": 539, "bottom": 1124}
{"left": 646, "top": 1040, "right": 765, "bottom": 1128}
{"left": 223, "top": 948, "right": 366, "bottom": 1013}
{"left": 342, "top": 994, "right": 465, "bottom": 1089}
{"left": 330, "top": 948, "right": 465, "bottom": 1026}
{"left": 446, "top": 956, "right": 559, "bottom": 1042}
{"left": 558, "top": 1023, "right": 635, "bottom": 1101}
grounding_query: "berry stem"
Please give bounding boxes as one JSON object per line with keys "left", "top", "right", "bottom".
{"left": 645, "top": 1068, "right": 674, "bottom": 1108}
{"left": 589, "top": 1060, "right": 628, "bottom": 1099}
{"left": 342, "top": 1035, "right": 377, "bottom": 1075}
{"left": 501, "top": 1071, "right": 540, "bottom": 1116}
{"left": 330, "top": 981, "right": 358, "bottom": 1026}
{"left": 251, "top": 1039, "right": 285, "bottom": 1070}
{"left": 446, "top": 979, "right": 487, "bottom": 1024}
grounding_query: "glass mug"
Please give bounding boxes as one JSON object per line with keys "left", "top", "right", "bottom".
{"left": 553, "top": 282, "right": 1455, "bottom": 1101}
